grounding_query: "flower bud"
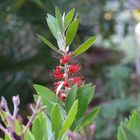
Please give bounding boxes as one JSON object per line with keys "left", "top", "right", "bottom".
{"left": 12, "top": 95, "right": 20, "bottom": 107}
{"left": 0, "top": 97, "right": 8, "bottom": 111}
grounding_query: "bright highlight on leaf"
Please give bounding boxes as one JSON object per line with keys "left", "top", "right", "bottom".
{"left": 58, "top": 100, "right": 78, "bottom": 138}
{"left": 66, "top": 19, "right": 78, "bottom": 46}
{"left": 117, "top": 111, "right": 140, "bottom": 140}
{"left": 64, "top": 8, "right": 75, "bottom": 29}
{"left": 55, "top": 7, "right": 63, "bottom": 33}
{"left": 51, "top": 104, "right": 62, "bottom": 139}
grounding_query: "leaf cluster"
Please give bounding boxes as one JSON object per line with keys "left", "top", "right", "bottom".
{"left": 117, "top": 110, "right": 140, "bottom": 140}
{"left": 33, "top": 84, "right": 100, "bottom": 140}
{"left": 37, "top": 7, "right": 96, "bottom": 56}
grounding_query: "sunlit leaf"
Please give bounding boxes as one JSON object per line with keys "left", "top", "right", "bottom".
{"left": 47, "top": 18, "right": 58, "bottom": 39}
{"left": 59, "top": 100, "right": 78, "bottom": 138}
{"left": 32, "top": 112, "right": 48, "bottom": 140}
{"left": 117, "top": 111, "right": 140, "bottom": 140}
{"left": 65, "top": 84, "right": 78, "bottom": 113}
{"left": 64, "top": 8, "right": 75, "bottom": 29}
{"left": 55, "top": 7, "right": 63, "bottom": 33}
{"left": 66, "top": 19, "right": 78, "bottom": 46}
{"left": 51, "top": 104, "right": 62, "bottom": 139}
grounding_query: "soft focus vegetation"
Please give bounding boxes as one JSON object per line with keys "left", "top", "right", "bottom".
{"left": 0, "top": 0, "right": 140, "bottom": 140}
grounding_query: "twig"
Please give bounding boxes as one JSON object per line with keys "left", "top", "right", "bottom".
{"left": 20, "top": 97, "right": 44, "bottom": 135}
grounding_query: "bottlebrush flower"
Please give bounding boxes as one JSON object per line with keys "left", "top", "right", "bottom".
{"left": 72, "top": 77, "right": 83, "bottom": 87}
{"left": 59, "top": 94, "right": 66, "bottom": 101}
{"left": 51, "top": 67, "right": 63, "bottom": 79}
{"left": 69, "top": 64, "right": 81, "bottom": 74}
{"left": 54, "top": 82, "right": 61, "bottom": 87}
{"left": 60, "top": 53, "right": 71, "bottom": 64}
{"left": 51, "top": 52, "right": 84, "bottom": 101}
{"left": 63, "top": 81, "right": 69, "bottom": 87}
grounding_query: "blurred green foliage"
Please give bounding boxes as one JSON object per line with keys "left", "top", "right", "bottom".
{"left": 0, "top": 0, "right": 140, "bottom": 140}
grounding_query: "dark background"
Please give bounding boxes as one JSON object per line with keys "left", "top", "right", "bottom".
{"left": 0, "top": 0, "right": 140, "bottom": 139}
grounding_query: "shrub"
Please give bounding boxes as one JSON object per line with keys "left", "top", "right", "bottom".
{"left": 0, "top": 7, "right": 99, "bottom": 140}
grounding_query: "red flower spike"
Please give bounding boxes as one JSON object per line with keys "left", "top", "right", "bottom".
{"left": 51, "top": 51, "right": 84, "bottom": 101}
{"left": 63, "top": 81, "right": 69, "bottom": 87}
{"left": 51, "top": 67, "right": 63, "bottom": 79}
{"left": 60, "top": 53, "right": 71, "bottom": 64}
{"left": 72, "top": 77, "right": 83, "bottom": 87}
{"left": 69, "top": 64, "right": 81, "bottom": 74}
{"left": 53, "top": 89, "right": 61, "bottom": 95}
{"left": 54, "top": 82, "right": 61, "bottom": 87}
{"left": 56, "top": 66, "right": 61, "bottom": 70}
{"left": 59, "top": 94, "right": 66, "bottom": 101}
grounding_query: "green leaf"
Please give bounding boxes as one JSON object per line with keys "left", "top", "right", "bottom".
{"left": 75, "top": 84, "right": 95, "bottom": 121}
{"left": 117, "top": 111, "right": 140, "bottom": 140}
{"left": 55, "top": 7, "right": 63, "bottom": 33}
{"left": 15, "top": 120, "right": 21, "bottom": 135}
{"left": 34, "top": 94, "right": 63, "bottom": 117}
{"left": 32, "top": 112, "right": 48, "bottom": 140}
{"left": 47, "top": 18, "right": 58, "bottom": 39}
{"left": 32, "top": 117, "right": 43, "bottom": 140}
{"left": 5, "top": 135, "right": 10, "bottom": 140}
{"left": 33, "top": 84, "right": 59, "bottom": 103}
{"left": 76, "top": 97, "right": 88, "bottom": 121}
{"left": 64, "top": 8, "right": 75, "bottom": 29}
{"left": 36, "top": 34, "right": 60, "bottom": 53}
{"left": 73, "top": 36, "right": 96, "bottom": 56}
{"left": 66, "top": 19, "right": 78, "bottom": 46}
{"left": 87, "top": 85, "right": 95, "bottom": 104}
{"left": 24, "top": 129, "right": 35, "bottom": 140}
{"left": 51, "top": 104, "right": 62, "bottom": 139}
{"left": 58, "top": 100, "right": 78, "bottom": 138}
{"left": 76, "top": 106, "right": 100, "bottom": 131}
{"left": 127, "top": 111, "right": 140, "bottom": 137}
{"left": 46, "top": 15, "right": 63, "bottom": 50}
{"left": 65, "top": 84, "right": 78, "bottom": 113}
{"left": 121, "top": 126, "right": 138, "bottom": 140}
{"left": 42, "top": 98, "right": 55, "bottom": 116}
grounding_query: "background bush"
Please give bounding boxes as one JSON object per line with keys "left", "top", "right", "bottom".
{"left": 0, "top": 0, "right": 140, "bottom": 139}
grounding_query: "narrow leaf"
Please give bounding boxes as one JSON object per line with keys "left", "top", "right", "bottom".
{"left": 51, "top": 104, "right": 62, "bottom": 139}
{"left": 36, "top": 34, "right": 60, "bottom": 53}
{"left": 47, "top": 14, "right": 56, "bottom": 23}
{"left": 64, "top": 8, "right": 75, "bottom": 29}
{"left": 33, "top": 84, "right": 60, "bottom": 103}
{"left": 46, "top": 15, "right": 63, "bottom": 50}
{"left": 47, "top": 18, "right": 58, "bottom": 39}
{"left": 24, "top": 129, "right": 35, "bottom": 140}
{"left": 75, "top": 84, "right": 94, "bottom": 121}
{"left": 76, "top": 106, "right": 100, "bottom": 131}
{"left": 65, "top": 84, "right": 78, "bottom": 113}
{"left": 59, "top": 100, "right": 78, "bottom": 138}
{"left": 32, "top": 112, "right": 49, "bottom": 140}
{"left": 76, "top": 98, "right": 88, "bottom": 121}
{"left": 73, "top": 36, "right": 96, "bottom": 56}
{"left": 87, "top": 85, "right": 95, "bottom": 104}
{"left": 66, "top": 19, "right": 78, "bottom": 46}
{"left": 32, "top": 118, "right": 43, "bottom": 140}
{"left": 121, "top": 126, "right": 139, "bottom": 140}
{"left": 55, "top": 7, "right": 63, "bottom": 33}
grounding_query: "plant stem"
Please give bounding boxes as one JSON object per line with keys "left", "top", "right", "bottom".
{"left": 64, "top": 63, "right": 69, "bottom": 93}
{"left": 20, "top": 97, "right": 42, "bottom": 135}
